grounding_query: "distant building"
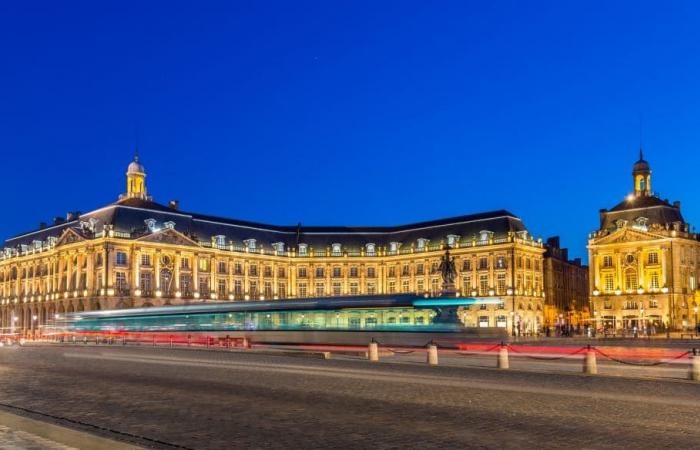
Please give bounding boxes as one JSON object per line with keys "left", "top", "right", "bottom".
{"left": 543, "top": 237, "right": 589, "bottom": 327}
{"left": 588, "top": 151, "right": 700, "bottom": 332}
{"left": 0, "top": 154, "right": 548, "bottom": 336}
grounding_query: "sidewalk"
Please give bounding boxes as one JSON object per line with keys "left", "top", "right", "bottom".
{"left": 0, "top": 409, "right": 141, "bottom": 450}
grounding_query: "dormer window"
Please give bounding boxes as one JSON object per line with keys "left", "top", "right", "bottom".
{"left": 163, "top": 221, "right": 175, "bottom": 230}
{"left": 446, "top": 234, "right": 460, "bottom": 247}
{"left": 243, "top": 239, "right": 256, "bottom": 251}
{"left": 365, "top": 243, "right": 376, "bottom": 255}
{"left": 331, "top": 243, "right": 342, "bottom": 256}
{"left": 271, "top": 242, "right": 285, "bottom": 253}
{"left": 298, "top": 243, "right": 308, "bottom": 256}
{"left": 416, "top": 238, "right": 429, "bottom": 250}
{"left": 389, "top": 241, "right": 401, "bottom": 253}
{"left": 214, "top": 235, "right": 226, "bottom": 249}
{"left": 144, "top": 218, "right": 157, "bottom": 232}
{"left": 479, "top": 230, "right": 493, "bottom": 242}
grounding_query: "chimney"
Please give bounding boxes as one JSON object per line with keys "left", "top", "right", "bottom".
{"left": 169, "top": 200, "right": 179, "bottom": 210}
{"left": 53, "top": 217, "right": 65, "bottom": 225}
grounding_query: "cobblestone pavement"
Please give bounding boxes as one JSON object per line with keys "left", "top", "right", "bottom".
{"left": 0, "top": 345, "right": 699, "bottom": 449}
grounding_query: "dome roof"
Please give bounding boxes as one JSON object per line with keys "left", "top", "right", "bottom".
{"left": 632, "top": 148, "right": 650, "bottom": 173}
{"left": 127, "top": 155, "right": 145, "bottom": 175}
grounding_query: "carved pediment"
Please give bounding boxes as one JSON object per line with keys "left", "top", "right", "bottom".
{"left": 135, "top": 228, "right": 199, "bottom": 247}
{"left": 593, "top": 227, "right": 663, "bottom": 246}
{"left": 55, "top": 228, "right": 87, "bottom": 247}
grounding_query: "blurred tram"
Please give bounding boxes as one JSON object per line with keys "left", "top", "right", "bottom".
{"left": 58, "top": 294, "right": 507, "bottom": 346}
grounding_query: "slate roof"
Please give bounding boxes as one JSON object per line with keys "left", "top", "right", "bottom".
{"left": 601, "top": 195, "right": 684, "bottom": 231}
{"left": 4, "top": 197, "right": 529, "bottom": 251}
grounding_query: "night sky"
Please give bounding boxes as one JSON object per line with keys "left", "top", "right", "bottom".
{"left": 2, "top": 1, "right": 700, "bottom": 260}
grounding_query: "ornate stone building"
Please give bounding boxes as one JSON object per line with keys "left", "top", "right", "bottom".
{"left": 588, "top": 151, "right": 700, "bottom": 332}
{"left": 0, "top": 156, "right": 547, "bottom": 336}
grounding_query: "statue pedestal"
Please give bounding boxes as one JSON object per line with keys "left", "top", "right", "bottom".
{"left": 440, "top": 282, "right": 457, "bottom": 297}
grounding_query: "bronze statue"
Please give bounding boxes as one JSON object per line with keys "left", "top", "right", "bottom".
{"left": 438, "top": 246, "right": 457, "bottom": 285}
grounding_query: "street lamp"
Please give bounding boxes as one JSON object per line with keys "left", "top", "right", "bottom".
{"left": 694, "top": 305, "right": 698, "bottom": 337}
{"left": 510, "top": 311, "right": 515, "bottom": 337}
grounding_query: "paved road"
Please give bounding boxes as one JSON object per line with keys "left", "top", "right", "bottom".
{"left": 0, "top": 345, "right": 699, "bottom": 449}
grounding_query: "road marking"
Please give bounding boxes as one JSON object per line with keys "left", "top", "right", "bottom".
{"left": 62, "top": 351, "right": 700, "bottom": 408}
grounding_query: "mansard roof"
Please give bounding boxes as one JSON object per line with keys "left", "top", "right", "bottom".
{"left": 601, "top": 195, "right": 684, "bottom": 232}
{"left": 4, "top": 197, "right": 528, "bottom": 251}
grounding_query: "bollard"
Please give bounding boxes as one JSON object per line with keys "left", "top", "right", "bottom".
{"left": 368, "top": 340, "right": 379, "bottom": 362}
{"left": 427, "top": 344, "right": 439, "bottom": 366}
{"left": 83, "top": 336, "right": 88, "bottom": 345}
{"left": 584, "top": 345, "right": 597, "bottom": 375}
{"left": 689, "top": 349, "right": 700, "bottom": 381}
{"left": 497, "top": 345, "right": 509, "bottom": 369}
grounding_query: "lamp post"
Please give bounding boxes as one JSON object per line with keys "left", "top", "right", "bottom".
{"left": 639, "top": 307, "right": 645, "bottom": 337}
{"left": 694, "top": 305, "right": 698, "bottom": 337}
{"left": 593, "top": 310, "right": 598, "bottom": 337}
{"left": 510, "top": 311, "right": 515, "bottom": 337}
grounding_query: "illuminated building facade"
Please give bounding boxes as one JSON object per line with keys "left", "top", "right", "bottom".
{"left": 543, "top": 237, "right": 589, "bottom": 327}
{"left": 588, "top": 151, "right": 700, "bottom": 332}
{"left": 0, "top": 156, "right": 547, "bottom": 336}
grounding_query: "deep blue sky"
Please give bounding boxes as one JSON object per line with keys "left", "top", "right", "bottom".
{"left": 2, "top": 1, "right": 700, "bottom": 260}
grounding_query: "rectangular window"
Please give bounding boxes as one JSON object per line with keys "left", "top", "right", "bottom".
{"left": 277, "top": 283, "right": 286, "bottom": 298}
{"left": 217, "top": 279, "right": 227, "bottom": 296}
{"left": 650, "top": 273, "right": 660, "bottom": 290}
{"left": 218, "top": 261, "right": 227, "bottom": 274}
{"left": 388, "top": 267, "right": 396, "bottom": 278}
{"left": 605, "top": 274, "right": 614, "bottom": 292}
{"left": 198, "top": 258, "right": 209, "bottom": 272}
{"left": 250, "top": 280, "right": 258, "bottom": 297}
{"left": 234, "top": 280, "right": 243, "bottom": 297}
{"left": 180, "top": 257, "right": 190, "bottom": 270}
{"left": 249, "top": 265, "right": 258, "bottom": 277}
{"left": 180, "top": 274, "right": 191, "bottom": 295}
{"left": 462, "top": 260, "right": 471, "bottom": 271}
{"left": 264, "top": 266, "right": 272, "bottom": 277}
{"left": 416, "top": 280, "right": 424, "bottom": 293}
{"left": 479, "top": 257, "right": 488, "bottom": 270}
{"left": 141, "top": 254, "right": 151, "bottom": 266}
{"left": 350, "top": 282, "right": 359, "bottom": 295}
{"left": 350, "top": 267, "right": 358, "bottom": 278}
{"left": 297, "top": 267, "right": 307, "bottom": 278}
{"left": 234, "top": 263, "right": 243, "bottom": 275}
{"left": 297, "top": 283, "right": 307, "bottom": 297}
{"left": 497, "top": 273, "right": 506, "bottom": 294}
{"left": 115, "top": 252, "right": 127, "bottom": 266}
{"left": 402, "top": 265, "right": 409, "bottom": 276}
{"left": 479, "top": 275, "right": 489, "bottom": 296}
{"left": 401, "top": 280, "right": 409, "bottom": 293}
{"left": 603, "top": 255, "right": 613, "bottom": 268}
{"left": 277, "top": 267, "right": 285, "bottom": 278}
{"left": 416, "top": 264, "right": 424, "bottom": 275}
{"left": 264, "top": 281, "right": 273, "bottom": 298}
{"left": 462, "top": 276, "right": 471, "bottom": 294}
{"left": 332, "top": 267, "right": 342, "bottom": 278}
{"left": 367, "top": 267, "right": 376, "bottom": 278}
{"left": 388, "top": 281, "right": 396, "bottom": 294}
{"left": 115, "top": 272, "right": 127, "bottom": 292}
{"left": 496, "top": 256, "right": 506, "bottom": 269}
{"left": 315, "top": 282, "right": 325, "bottom": 296}
{"left": 199, "top": 277, "right": 209, "bottom": 295}
{"left": 140, "top": 273, "right": 152, "bottom": 294}
{"left": 315, "top": 267, "right": 324, "bottom": 278}
{"left": 365, "top": 282, "right": 376, "bottom": 295}
{"left": 332, "top": 282, "right": 342, "bottom": 296}
{"left": 648, "top": 252, "right": 659, "bottom": 265}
